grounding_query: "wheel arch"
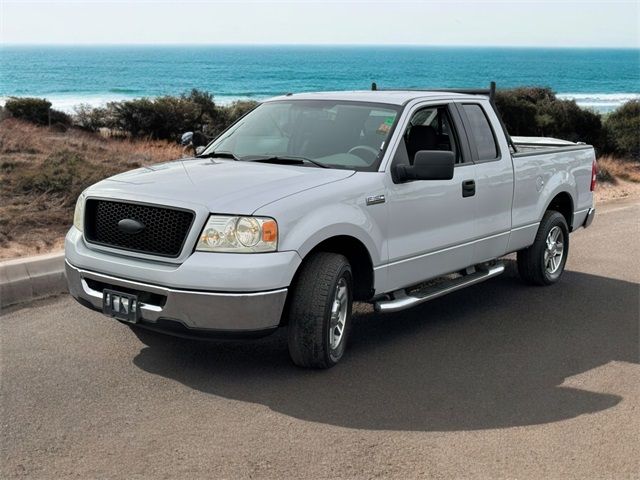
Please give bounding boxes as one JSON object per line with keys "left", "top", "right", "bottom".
{"left": 544, "top": 191, "right": 574, "bottom": 230}
{"left": 295, "top": 235, "right": 376, "bottom": 302}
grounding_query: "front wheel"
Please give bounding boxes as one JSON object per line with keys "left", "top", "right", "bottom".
{"left": 287, "top": 252, "right": 353, "bottom": 368}
{"left": 517, "top": 210, "right": 569, "bottom": 285}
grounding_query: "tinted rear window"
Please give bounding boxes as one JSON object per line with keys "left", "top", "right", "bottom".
{"left": 462, "top": 104, "right": 498, "bottom": 160}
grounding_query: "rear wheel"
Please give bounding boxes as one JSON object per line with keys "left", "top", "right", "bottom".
{"left": 517, "top": 210, "right": 569, "bottom": 285}
{"left": 287, "top": 252, "right": 353, "bottom": 368}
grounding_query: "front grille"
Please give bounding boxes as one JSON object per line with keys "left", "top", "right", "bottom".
{"left": 84, "top": 199, "right": 195, "bottom": 257}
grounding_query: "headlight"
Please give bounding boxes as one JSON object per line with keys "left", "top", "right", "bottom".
{"left": 196, "top": 215, "right": 278, "bottom": 253}
{"left": 73, "top": 192, "right": 86, "bottom": 232}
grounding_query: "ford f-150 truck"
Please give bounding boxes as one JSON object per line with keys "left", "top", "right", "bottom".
{"left": 66, "top": 83, "right": 597, "bottom": 368}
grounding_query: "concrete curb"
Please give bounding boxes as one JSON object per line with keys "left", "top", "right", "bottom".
{"left": 0, "top": 252, "right": 66, "bottom": 309}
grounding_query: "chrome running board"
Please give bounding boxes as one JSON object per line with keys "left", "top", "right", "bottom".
{"left": 374, "top": 263, "right": 505, "bottom": 313}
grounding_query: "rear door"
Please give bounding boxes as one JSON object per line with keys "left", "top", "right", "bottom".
{"left": 383, "top": 101, "right": 478, "bottom": 291}
{"left": 455, "top": 100, "right": 514, "bottom": 263}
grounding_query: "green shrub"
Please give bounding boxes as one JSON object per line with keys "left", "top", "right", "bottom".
{"left": 4, "top": 97, "right": 71, "bottom": 127}
{"left": 100, "top": 89, "right": 231, "bottom": 141}
{"left": 5, "top": 97, "right": 51, "bottom": 125}
{"left": 495, "top": 87, "right": 605, "bottom": 151}
{"left": 74, "top": 104, "right": 107, "bottom": 132}
{"left": 604, "top": 100, "right": 640, "bottom": 159}
{"left": 222, "top": 100, "right": 258, "bottom": 126}
{"left": 69, "top": 91, "right": 259, "bottom": 141}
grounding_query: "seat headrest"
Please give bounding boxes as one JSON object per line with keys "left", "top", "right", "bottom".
{"left": 406, "top": 125, "right": 438, "bottom": 159}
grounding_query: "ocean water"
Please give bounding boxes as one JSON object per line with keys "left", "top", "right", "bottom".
{"left": 1, "top": 45, "right": 638, "bottom": 113}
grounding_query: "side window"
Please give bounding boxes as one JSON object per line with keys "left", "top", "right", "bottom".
{"left": 400, "top": 106, "right": 464, "bottom": 165}
{"left": 461, "top": 104, "right": 498, "bottom": 160}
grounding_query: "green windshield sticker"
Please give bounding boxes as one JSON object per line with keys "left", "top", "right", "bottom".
{"left": 376, "top": 115, "right": 396, "bottom": 135}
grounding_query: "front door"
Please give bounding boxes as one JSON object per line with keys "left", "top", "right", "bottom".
{"left": 384, "top": 102, "right": 478, "bottom": 291}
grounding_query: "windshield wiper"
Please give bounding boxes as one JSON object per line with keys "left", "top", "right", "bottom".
{"left": 244, "top": 155, "right": 330, "bottom": 169}
{"left": 198, "top": 150, "right": 241, "bottom": 161}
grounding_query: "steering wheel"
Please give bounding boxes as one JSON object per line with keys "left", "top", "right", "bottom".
{"left": 348, "top": 145, "right": 379, "bottom": 162}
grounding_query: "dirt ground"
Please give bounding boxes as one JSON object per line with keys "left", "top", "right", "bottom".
{"left": 594, "top": 178, "right": 640, "bottom": 204}
{"left": 0, "top": 119, "right": 184, "bottom": 260}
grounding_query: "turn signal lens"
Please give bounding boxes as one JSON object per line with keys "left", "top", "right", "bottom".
{"left": 262, "top": 220, "right": 278, "bottom": 243}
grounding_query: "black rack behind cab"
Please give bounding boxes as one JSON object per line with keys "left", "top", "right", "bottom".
{"left": 370, "top": 81, "right": 517, "bottom": 153}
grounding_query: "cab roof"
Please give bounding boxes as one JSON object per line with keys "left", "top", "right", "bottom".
{"left": 266, "top": 90, "right": 485, "bottom": 106}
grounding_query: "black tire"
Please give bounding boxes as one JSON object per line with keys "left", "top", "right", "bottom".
{"left": 287, "top": 252, "right": 353, "bottom": 369}
{"left": 517, "top": 210, "right": 570, "bottom": 286}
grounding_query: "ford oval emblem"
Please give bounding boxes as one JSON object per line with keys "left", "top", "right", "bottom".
{"left": 118, "top": 218, "right": 145, "bottom": 234}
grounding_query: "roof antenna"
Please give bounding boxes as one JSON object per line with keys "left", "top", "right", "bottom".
{"left": 487, "top": 81, "right": 517, "bottom": 153}
{"left": 371, "top": 82, "right": 377, "bottom": 91}
{"left": 489, "top": 81, "right": 496, "bottom": 103}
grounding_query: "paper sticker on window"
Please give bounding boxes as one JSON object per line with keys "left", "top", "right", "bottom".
{"left": 376, "top": 116, "right": 396, "bottom": 135}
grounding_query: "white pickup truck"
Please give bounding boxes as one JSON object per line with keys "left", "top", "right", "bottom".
{"left": 65, "top": 83, "right": 597, "bottom": 368}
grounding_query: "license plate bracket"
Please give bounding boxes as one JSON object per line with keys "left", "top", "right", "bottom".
{"left": 103, "top": 289, "right": 140, "bottom": 323}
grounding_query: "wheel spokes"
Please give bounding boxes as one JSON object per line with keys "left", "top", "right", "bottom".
{"left": 329, "top": 278, "right": 349, "bottom": 350}
{"left": 544, "top": 227, "right": 565, "bottom": 274}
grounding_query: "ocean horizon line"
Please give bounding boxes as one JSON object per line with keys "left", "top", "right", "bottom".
{"left": 2, "top": 43, "right": 639, "bottom": 51}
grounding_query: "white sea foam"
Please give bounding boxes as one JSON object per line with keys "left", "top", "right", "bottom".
{"left": 557, "top": 93, "right": 640, "bottom": 112}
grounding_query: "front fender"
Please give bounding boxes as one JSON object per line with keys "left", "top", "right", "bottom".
{"left": 283, "top": 205, "right": 383, "bottom": 263}
{"left": 253, "top": 171, "right": 388, "bottom": 279}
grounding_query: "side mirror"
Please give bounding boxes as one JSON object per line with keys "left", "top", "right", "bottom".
{"left": 181, "top": 131, "right": 194, "bottom": 146}
{"left": 195, "top": 145, "right": 206, "bottom": 156}
{"left": 395, "top": 150, "right": 455, "bottom": 182}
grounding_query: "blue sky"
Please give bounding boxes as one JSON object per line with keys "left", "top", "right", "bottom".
{"left": 1, "top": 0, "right": 638, "bottom": 48}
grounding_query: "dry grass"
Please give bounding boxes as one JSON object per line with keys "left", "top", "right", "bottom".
{"left": 594, "top": 156, "right": 640, "bottom": 203}
{"left": 0, "top": 118, "right": 185, "bottom": 259}
{"left": 597, "top": 155, "right": 640, "bottom": 184}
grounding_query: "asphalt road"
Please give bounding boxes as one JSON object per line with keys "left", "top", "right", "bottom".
{"left": 2, "top": 198, "right": 639, "bottom": 479}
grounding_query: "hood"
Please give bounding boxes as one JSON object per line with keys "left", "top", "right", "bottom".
{"left": 87, "top": 158, "right": 355, "bottom": 214}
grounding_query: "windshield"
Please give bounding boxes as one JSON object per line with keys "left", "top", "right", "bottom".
{"left": 203, "top": 100, "right": 402, "bottom": 171}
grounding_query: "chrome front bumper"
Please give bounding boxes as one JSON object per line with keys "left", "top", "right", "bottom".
{"left": 65, "top": 260, "right": 288, "bottom": 336}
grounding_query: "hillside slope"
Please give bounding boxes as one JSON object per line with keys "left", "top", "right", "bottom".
{"left": 0, "top": 119, "right": 184, "bottom": 258}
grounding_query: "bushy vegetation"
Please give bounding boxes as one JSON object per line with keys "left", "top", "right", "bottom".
{"left": 495, "top": 87, "right": 605, "bottom": 151}
{"left": 73, "top": 104, "right": 108, "bottom": 133}
{"left": 494, "top": 89, "right": 639, "bottom": 186}
{"left": 4, "top": 97, "right": 72, "bottom": 129}
{"left": 5, "top": 89, "right": 636, "bottom": 160}
{"left": 603, "top": 100, "right": 640, "bottom": 160}
{"left": 73, "top": 90, "right": 257, "bottom": 141}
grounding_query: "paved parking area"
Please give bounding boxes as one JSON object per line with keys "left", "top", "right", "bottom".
{"left": 2, "top": 198, "right": 639, "bottom": 479}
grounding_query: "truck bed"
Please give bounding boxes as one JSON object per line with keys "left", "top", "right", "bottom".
{"left": 511, "top": 136, "right": 592, "bottom": 156}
